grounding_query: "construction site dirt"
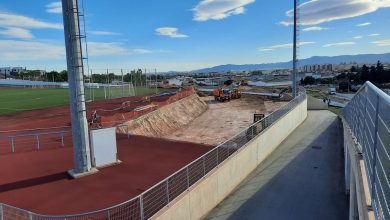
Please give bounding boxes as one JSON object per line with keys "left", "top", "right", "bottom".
{"left": 164, "top": 95, "right": 287, "bottom": 146}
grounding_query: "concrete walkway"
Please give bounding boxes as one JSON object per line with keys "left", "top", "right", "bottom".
{"left": 205, "top": 111, "right": 349, "bottom": 220}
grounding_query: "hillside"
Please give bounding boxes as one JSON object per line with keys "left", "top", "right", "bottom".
{"left": 192, "top": 53, "right": 390, "bottom": 73}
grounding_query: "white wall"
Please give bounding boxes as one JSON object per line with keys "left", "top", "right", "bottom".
{"left": 153, "top": 98, "right": 308, "bottom": 220}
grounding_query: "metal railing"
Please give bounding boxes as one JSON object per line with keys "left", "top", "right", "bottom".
{"left": 0, "top": 128, "right": 72, "bottom": 154}
{"left": 0, "top": 89, "right": 307, "bottom": 220}
{"left": 342, "top": 81, "right": 390, "bottom": 220}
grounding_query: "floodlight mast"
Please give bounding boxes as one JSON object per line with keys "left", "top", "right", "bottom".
{"left": 292, "top": 0, "right": 298, "bottom": 97}
{"left": 62, "top": 0, "right": 92, "bottom": 176}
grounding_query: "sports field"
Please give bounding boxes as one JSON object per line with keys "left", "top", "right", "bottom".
{"left": 0, "top": 87, "right": 169, "bottom": 115}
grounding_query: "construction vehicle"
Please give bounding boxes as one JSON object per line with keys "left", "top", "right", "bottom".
{"left": 213, "top": 88, "right": 232, "bottom": 102}
{"left": 213, "top": 87, "right": 242, "bottom": 102}
{"left": 231, "top": 88, "right": 242, "bottom": 99}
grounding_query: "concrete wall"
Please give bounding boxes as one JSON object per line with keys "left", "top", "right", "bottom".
{"left": 153, "top": 97, "right": 308, "bottom": 220}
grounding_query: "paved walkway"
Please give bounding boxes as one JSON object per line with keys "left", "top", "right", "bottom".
{"left": 205, "top": 111, "right": 349, "bottom": 220}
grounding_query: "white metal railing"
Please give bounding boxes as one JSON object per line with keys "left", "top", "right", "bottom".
{"left": 0, "top": 90, "right": 307, "bottom": 220}
{"left": 0, "top": 127, "right": 72, "bottom": 154}
{"left": 342, "top": 81, "right": 390, "bottom": 220}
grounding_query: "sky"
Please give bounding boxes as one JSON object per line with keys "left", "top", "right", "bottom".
{"left": 0, "top": 0, "right": 390, "bottom": 72}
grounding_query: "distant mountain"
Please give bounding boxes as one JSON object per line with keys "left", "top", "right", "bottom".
{"left": 192, "top": 53, "right": 390, "bottom": 73}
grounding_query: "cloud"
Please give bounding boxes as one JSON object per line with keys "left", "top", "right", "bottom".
{"left": 131, "top": 49, "right": 153, "bottom": 54}
{"left": 90, "top": 31, "right": 121, "bottom": 36}
{"left": 259, "top": 41, "right": 315, "bottom": 51}
{"left": 353, "top": 36, "right": 363, "bottom": 39}
{"left": 302, "top": 26, "right": 329, "bottom": 31}
{"left": 130, "top": 48, "right": 171, "bottom": 55}
{"left": 371, "top": 39, "right": 390, "bottom": 46}
{"left": 46, "top": 2, "right": 62, "bottom": 14}
{"left": 0, "top": 40, "right": 64, "bottom": 60}
{"left": 280, "top": 0, "right": 390, "bottom": 26}
{"left": 0, "top": 27, "right": 34, "bottom": 39}
{"left": 0, "top": 12, "right": 62, "bottom": 29}
{"left": 368, "top": 33, "right": 381, "bottom": 37}
{"left": 356, "top": 22, "right": 371, "bottom": 26}
{"left": 323, "top": 42, "right": 355, "bottom": 47}
{"left": 193, "top": 0, "right": 255, "bottom": 21}
{"left": 155, "top": 27, "right": 189, "bottom": 38}
{"left": 259, "top": 48, "right": 274, "bottom": 52}
{"left": 87, "top": 42, "right": 127, "bottom": 56}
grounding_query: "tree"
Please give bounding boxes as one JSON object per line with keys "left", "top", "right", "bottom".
{"left": 376, "top": 61, "right": 385, "bottom": 83}
{"left": 336, "top": 72, "right": 347, "bottom": 80}
{"left": 46, "top": 71, "right": 59, "bottom": 82}
{"left": 361, "top": 65, "right": 370, "bottom": 83}
{"left": 303, "top": 76, "right": 315, "bottom": 85}
{"left": 58, "top": 70, "right": 68, "bottom": 82}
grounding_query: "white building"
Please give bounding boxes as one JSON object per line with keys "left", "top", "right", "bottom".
{"left": 168, "top": 78, "right": 183, "bottom": 86}
{"left": 0, "top": 67, "right": 26, "bottom": 75}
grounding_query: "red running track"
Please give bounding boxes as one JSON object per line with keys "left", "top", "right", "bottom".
{"left": 0, "top": 134, "right": 212, "bottom": 215}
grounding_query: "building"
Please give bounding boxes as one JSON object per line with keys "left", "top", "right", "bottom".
{"left": 302, "top": 64, "right": 333, "bottom": 73}
{"left": 0, "top": 67, "right": 27, "bottom": 78}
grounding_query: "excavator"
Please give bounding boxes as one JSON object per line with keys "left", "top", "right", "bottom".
{"left": 213, "top": 87, "right": 242, "bottom": 102}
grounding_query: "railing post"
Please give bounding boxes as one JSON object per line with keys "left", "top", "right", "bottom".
{"left": 36, "top": 135, "right": 40, "bottom": 150}
{"left": 107, "top": 210, "right": 111, "bottom": 220}
{"left": 0, "top": 204, "right": 3, "bottom": 220}
{"left": 140, "top": 195, "right": 144, "bottom": 220}
{"left": 166, "top": 180, "right": 170, "bottom": 204}
{"left": 11, "top": 137, "right": 15, "bottom": 153}
{"left": 28, "top": 212, "right": 32, "bottom": 220}
{"left": 186, "top": 166, "right": 190, "bottom": 190}
{"left": 61, "top": 132, "right": 65, "bottom": 147}
{"left": 370, "top": 94, "right": 381, "bottom": 198}
{"left": 217, "top": 147, "right": 219, "bottom": 166}
{"left": 203, "top": 157, "right": 206, "bottom": 177}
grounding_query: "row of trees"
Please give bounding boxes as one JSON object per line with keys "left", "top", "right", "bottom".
{"left": 301, "top": 61, "right": 390, "bottom": 86}
{"left": 343, "top": 61, "right": 390, "bottom": 84}
{"left": 12, "top": 69, "right": 168, "bottom": 85}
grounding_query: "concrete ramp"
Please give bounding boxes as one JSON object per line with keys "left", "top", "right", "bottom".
{"left": 307, "top": 95, "right": 328, "bottom": 110}
{"left": 205, "top": 111, "right": 349, "bottom": 220}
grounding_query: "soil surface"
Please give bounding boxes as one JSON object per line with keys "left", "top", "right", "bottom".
{"left": 166, "top": 95, "right": 287, "bottom": 145}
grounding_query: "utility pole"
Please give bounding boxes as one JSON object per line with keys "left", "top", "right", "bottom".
{"left": 292, "top": 0, "right": 298, "bottom": 97}
{"left": 62, "top": 0, "right": 95, "bottom": 177}
{"left": 155, "top": 68, "right": 158, "bottom": 94}
{"left": 121, "top": 69, "right": 124, "bottom": 97}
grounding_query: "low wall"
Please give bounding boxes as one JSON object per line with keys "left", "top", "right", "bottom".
{"left": 154, "top": 97, "right": 307, "bottom": 220}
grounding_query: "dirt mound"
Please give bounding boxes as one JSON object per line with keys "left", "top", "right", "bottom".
{"left": 117, "top": 94, "right": 208, "bottom": 137}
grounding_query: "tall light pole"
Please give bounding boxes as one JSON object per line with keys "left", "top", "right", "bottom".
{"left": 292, "top": 0, "right": 298, "bottom": 97}
{"left": 62, "top": 0, "right": 95, "bottom": 177}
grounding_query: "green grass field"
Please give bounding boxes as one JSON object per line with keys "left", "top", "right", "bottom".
{"left": 0, "top": 87, "right": 170, "bottom": 115}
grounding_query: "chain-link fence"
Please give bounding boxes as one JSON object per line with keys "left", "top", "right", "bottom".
{"left": 342, "top": 81, "right": 390, "bottom": 220}
{"left": 0, "top": 89, "right": 306, "bottom": 220}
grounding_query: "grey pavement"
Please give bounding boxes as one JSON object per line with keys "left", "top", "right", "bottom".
{"left": 205, "top": 111, "right": 349, "bottom": 220}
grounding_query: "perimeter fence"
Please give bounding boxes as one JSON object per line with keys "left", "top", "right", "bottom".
{"left": 0, "top": 88, "right": 306, "bottom": 220}
{"left": 342, "top": 81, "right": 390, "bottom": 220}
